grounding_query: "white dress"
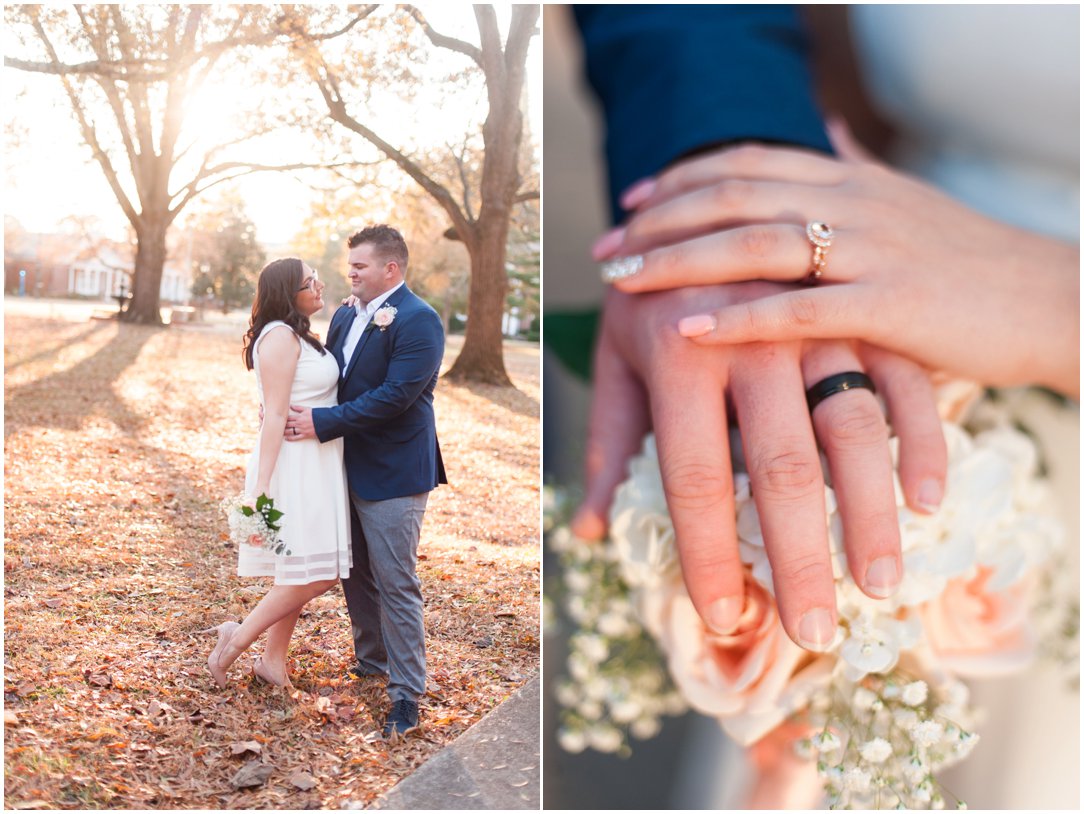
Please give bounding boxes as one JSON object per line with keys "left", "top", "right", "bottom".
{"left": 850, "top": 7, "right": 1080, "bottom": 809}
{"left": 238, "top": 321, "right": 352, "bottom": 585}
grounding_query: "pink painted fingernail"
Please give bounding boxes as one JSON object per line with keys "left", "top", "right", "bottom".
{"left": 620, "top": 177, "right": 657, "bottom": 209}
{"left": 916, "top": 478, "right": 944, "bottom": 513}
{"left": 797, "top": 608, "right": 836, "bottom": 651}
{"left": 864, "top": 556, "right": 900, "bottom": 598}
{"left": 591, "top": 226, "right": 626, "bottom": 261}
{"left": 706, "top": 596, "right": 742, "bottom": 634}
{"left": 678, "top": 314, "right": 717, "bottom": 338}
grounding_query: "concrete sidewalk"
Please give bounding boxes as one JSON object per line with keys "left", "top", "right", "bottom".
{"left": 370, "top": 677, "right": 540, "bottom": 810}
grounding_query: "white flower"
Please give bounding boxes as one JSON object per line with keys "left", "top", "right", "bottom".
{"left": 577, "top": 699, "right": 603, "bottom": 720}
{"left": 555, "top": 682, "right": 579, "bottom": 707}
{"left": 852, "top": 686, "right": 878, "bottom": 711}
{"left": 609, "top": 699, "right": 642, "bottom": 724}
{"left": 597, "top": 611, "right": 632, "bottom": 638}
{"left": 609, "top": 438, "right": 679, "bottom": 588}
{"left": 901, "top": 680, "right": 928, "bottom": 706}
{"left": 574, "top": 633, "right": 609, "bottom": 664}
{"left": 893, "top": 708, "right": 919, "bottom": 730}
{"left": 858, "top": 737, "right": 892, "bottom": 764}
{"left": 371, "top": 304, "right": 397, "bottom": 330}
{"left": 954, "top": 731, "right": 980, "bottom": 759}
{"left": 586, "top": 725, "right": 623, "bottom": 753}
{"left": 812, "top": 730, "right": 841, "bottom": 753}
{"left": 904, "top": 757, "right": 928, "bottom": 785}
{"left": 842, "top": 767, "right": 872, "bottom": 793}
{"left": 910, "top": 719, "right": 945, "bottom": 748}
{"left": 630, "top": 716, "right": 661, "bottom": 740}
{"left": 582, "top": 678, "right": 609, "bottom": 702}
{"left": 557, "top": 727, "right": 587, "bottom": 753}
{"left": 565, "top": 569, "right": 592, "bottom": 595}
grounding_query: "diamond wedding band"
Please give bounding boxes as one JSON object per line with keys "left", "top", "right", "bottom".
{"left": 804, "top": 221, "right": 834, "bottom": 284}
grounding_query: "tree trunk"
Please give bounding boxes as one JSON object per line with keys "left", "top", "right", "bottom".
{"left": 123, "top": 216, "right": 167, "bottom": 325}
{"left": 445, "top": 224, "right": 511, "bottom": 385}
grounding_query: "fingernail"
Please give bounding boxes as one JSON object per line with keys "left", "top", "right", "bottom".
{"left": 591, "top": 226, "right": 626, "bottom": 261}
{"left": 620, "top": 178, "right": 657, "bottom": 209}
{"left": 864, "top": 556, "right": 900, "bottom": 598}
{"left": 678, "top": 314, "right": 717, "bottom": 338}
{"left": 569, "top": 506, "right": 605, "bottom": 541}
{"left": 916, "top": 478, "right": 944, "bottom": 513}
{"left": 797, "top": 608, "right": 836, "bottom": 651}
{"left": 599, "top": 254, "right": 644, "bottom": 284}
{"left": 706, "top": 596, "right": 742, "bottom": 634}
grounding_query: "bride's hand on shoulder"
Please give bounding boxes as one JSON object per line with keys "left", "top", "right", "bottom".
{"left": 596, "top": 121, "right": 1079, "bottom": 398}
{"left": 342, "top": 294, "right": 359, "bottom": 308}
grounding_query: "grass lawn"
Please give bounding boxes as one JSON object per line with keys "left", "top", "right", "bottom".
{"left": 4, "top": 300, "right": 540, "bottom": 809}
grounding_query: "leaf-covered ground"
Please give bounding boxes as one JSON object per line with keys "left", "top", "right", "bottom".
{"left": 4, "top": 300, "right": 540, "bottom": 809}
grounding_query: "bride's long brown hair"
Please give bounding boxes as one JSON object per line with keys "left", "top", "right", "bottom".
{"left": 242, "top": 257, "right": 326, "bottom": 371}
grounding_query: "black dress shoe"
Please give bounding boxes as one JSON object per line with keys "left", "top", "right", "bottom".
{"left": 347, "top": 662, "right": 388, "bottom": 681}
{"left": 382, "top": 699, "right": 419, "bottom": 741}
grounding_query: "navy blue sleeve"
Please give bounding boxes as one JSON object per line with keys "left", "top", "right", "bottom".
{"left": 573, "top": 4, "right": 833, "bottom": 222}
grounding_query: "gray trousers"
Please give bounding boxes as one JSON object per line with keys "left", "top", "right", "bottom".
{"left": 341, "top": 491, "right": 429, "bottom": 702}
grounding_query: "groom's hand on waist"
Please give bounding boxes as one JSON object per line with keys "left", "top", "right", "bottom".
{"left": 284, "top": 406, "right": 316, "bottom": 441}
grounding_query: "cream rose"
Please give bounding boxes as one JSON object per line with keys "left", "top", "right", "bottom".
{"left": 918, "top": 566, "right": 1037, "bottom": 677}
{"left": 642, "top": 568, "right": 833, "bottom": 745}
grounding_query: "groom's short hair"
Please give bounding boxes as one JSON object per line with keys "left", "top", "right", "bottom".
{"left": 348, "top": 225, "right": 409, "bottom": 273}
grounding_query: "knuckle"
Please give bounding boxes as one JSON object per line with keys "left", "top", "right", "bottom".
{"left": 710, "top": 179, "right": 754, "bottom": 212}
{"left": 645, "top": 241, "right": 692, "bottom": 280}
{"left": 728, "top": 143, "right": 769, "bottom": 171}
{"left": 785, "top": 294, "right": 820, "bottom": 326}
{"left": 775, "top": 549, "right": 833, "bottom": 590}
{"left": 623, "top": 212, "right": 656, "bottom": 246}
{"left": 662, "top": 458, "right": 732, "bottom": 512}
{"left": 751, "top": 447, "right": 821, "bottom": 498}
{"left": 821, "top": 401, "right": 887, "bottom": 448}
{"left": 679, "top": 541, "right": 742, "bottom": 577}
{"left": 735, "top": 225, "right": 779, "bottom": 262}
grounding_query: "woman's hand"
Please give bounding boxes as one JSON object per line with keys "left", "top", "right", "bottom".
{"left": 596, "top": 125, "right": 1079, "bottom": 398}
{"left": 573, "top": 283, "right": 947, "bottom": 652}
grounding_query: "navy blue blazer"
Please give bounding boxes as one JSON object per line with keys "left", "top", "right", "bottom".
{"left": 312, "top": 284, "right": 447, "bottom": 501}
{"left": 573, "top": 5, "right": 833, "bottom": 222}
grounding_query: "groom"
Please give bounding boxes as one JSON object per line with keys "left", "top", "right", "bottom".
{"left": 285, "top": 224, "right": 447, "bottom": 740}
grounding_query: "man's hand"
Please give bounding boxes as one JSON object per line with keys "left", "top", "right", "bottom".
{"left": 284, "top": 406, "right": 316, "bottom": 441}
{"left": 573, "top": 283, "right": 945, "bottom": 651}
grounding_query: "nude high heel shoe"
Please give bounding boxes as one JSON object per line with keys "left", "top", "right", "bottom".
{"left": 252, "top": 656, "right": 294, "bottom": 691}
{"left": 201, "top": 621, "right": 240, "bottom": 687}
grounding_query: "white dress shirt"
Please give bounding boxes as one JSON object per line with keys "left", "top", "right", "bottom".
{"left": 341, "top": 281, "right": 404, "bottom": 370}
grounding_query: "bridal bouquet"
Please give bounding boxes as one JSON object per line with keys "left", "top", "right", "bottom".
{"left": 222, "top": 493, "right": 291, "bottom": 556}
{"left": 549, "top": 392, "right": 1065, "bottom": 809}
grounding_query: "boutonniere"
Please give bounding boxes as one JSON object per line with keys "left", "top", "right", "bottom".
{"left": 369, "top": 305, "right": 398, "bottom": 332}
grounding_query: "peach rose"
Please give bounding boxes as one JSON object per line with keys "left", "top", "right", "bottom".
{"left": 643, "top": 568, "right": 833, "bottom": 745}
{"left": 918, "top": 566, "right": 1037, "bottom": 677}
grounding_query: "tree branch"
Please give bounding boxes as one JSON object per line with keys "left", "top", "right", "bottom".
{"left": 166, "top": 160, "right": 378, "bottom": 220}
{"left": 403, "top": 5, "right": 483, "bottom": 66}
{"left": 27, "top": 12, "right": 141, "bottom": 228}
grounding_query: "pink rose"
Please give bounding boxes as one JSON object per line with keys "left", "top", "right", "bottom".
{"left": 372, "top": 305, "right": 397, "bottom": 329}
{"left": 247, "top": 533, "right": 264, "bottom": 547}
{"left": 645, "top": 569, "right": 833, "bottom": 745}
{"left": 918, "top": 566, "right": 1037, "bottom": 677}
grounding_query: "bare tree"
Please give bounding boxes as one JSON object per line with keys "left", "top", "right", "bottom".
{"left": 4, "top": 4, "right": 375, "bottom": 324}
{"left": 289, "top": 5, "right": 539, "bottom": 385}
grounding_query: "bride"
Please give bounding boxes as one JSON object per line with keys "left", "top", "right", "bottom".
{"left": 551, "top": 4, "right": 1078, "bottom": 809}
{"left": 205, "top": 257, "right": 351, "bottom": 690}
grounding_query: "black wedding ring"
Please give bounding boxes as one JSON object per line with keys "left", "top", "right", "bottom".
{"left": 805, "top": 371, "right": 877, "bottom": 412}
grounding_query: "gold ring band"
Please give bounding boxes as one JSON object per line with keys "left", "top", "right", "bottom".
{"left": 804, "top": 221, "right": 834, "bottom": 284}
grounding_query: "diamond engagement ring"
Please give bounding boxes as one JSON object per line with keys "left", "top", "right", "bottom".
{"left": 600, "top": 255, "right": 644, "bottom": 284}
{"left": 804, "top": 221, "right": 834, "bottom": 284}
